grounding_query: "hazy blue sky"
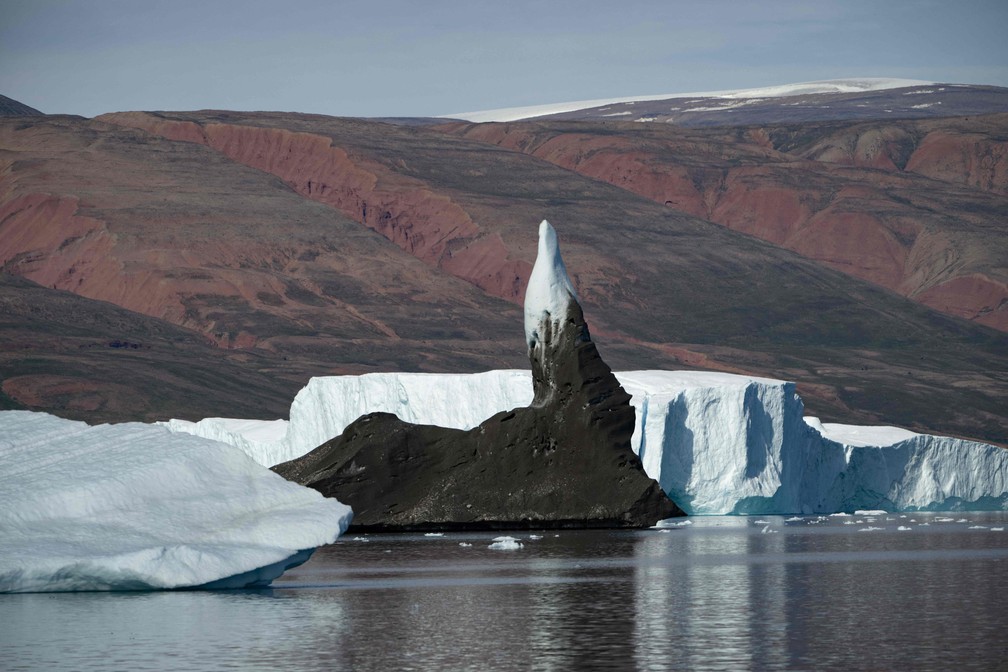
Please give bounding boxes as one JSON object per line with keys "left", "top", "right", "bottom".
{"left": 2, "top": 0, "right": 1006, "bottom": 118}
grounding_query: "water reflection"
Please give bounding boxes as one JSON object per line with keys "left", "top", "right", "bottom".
{"left": 4, "top": 514, "right": 1008, "bottom": 671}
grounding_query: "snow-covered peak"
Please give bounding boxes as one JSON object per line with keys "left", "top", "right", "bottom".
{"left": 523, "top": 220, "right": 578, "bottom": 349}
{"left": 445, "top": 78, "right": 935, "bottom": 123}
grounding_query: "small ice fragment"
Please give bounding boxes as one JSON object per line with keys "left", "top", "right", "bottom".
{"left": 353, "top": 536, "right": 370, "bottom": 542}
{"left": 761, "top": 525, "right": 776, "bottom": 534}
{"left": 897, "top": 526, "right": 912, "bottom": 531}
{"left": 968, "top": 526, "right": 988, "bottom": 530}
{"left": 843, "top": 520, "right": 856, "bottom": 525}
{"left": 956, "top": 519, "right": 968, "bottom": 523}
{"left": 528, "top": 534, "right": 543, "bottom": 540}
{"left": 859, "top": 527, "right": 884, "bottom": 532}
{"left": 991, "top": 527, "right": 1004, "bottom": 532}
{"left": 489, "top": 536, "right": 524, "bottom": 550}
{"left": 424, "top": 532, "right": 444, "bottom": 537}
{"left": 830, "top": 513, "right": 852, "bottom": 517}
{"left": 785, "top": 516, "right": 803, "bottom": 522}
{"left": 855, "top": 510, "right": 887, "bottom": 516}
{"left": 753, "top": 519, "right": 770, "bottom": 524}
{"left": 459, "top": 542, "right": 472, "bottom": 547}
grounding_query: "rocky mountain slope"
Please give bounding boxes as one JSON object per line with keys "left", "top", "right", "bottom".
{"left": 0, "top": 94, "right": 43, "bottom": 117}
{"left": 441, "top": 114, "right": 1008, "bottom": 332}
{"left": 2, "top": 105, "right": 1006, "bottom": 444}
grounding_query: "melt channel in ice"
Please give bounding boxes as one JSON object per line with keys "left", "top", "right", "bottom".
{"left": 166, "top": 371, "right": 1008, "bottom": 515}
{"left": 0, "top": 411, "right": 352, "bottom": 593}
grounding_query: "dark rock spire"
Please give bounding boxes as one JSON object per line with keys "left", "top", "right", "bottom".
{"left": 274, "top": 220, "right": 683, "bottom": 530}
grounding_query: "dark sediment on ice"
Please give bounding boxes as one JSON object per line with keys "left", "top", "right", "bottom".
{"left": 274, "top": 293, "right": 682, "bottom": 531}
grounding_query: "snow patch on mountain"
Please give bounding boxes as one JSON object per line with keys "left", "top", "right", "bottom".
{"left": 445, "top": 78, "right": 934, "bottom": 122}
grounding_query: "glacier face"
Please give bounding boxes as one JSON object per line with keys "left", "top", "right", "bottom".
{"left": 167, "top": 370, "right": 1008, "bottom": 515}
{"left": 0, "top": 411, "right": 352, "bottom": 593}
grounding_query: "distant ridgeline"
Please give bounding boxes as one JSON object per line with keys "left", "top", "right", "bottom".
{"left": 0, "top": 94, "right": 43, "bottom": 117}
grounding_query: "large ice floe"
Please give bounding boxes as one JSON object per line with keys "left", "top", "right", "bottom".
{"left": 168, "top": 371, "right": 1007, "bottom": 515}
{"left": 0, "top": 411, "right": 352, "bottom": 592}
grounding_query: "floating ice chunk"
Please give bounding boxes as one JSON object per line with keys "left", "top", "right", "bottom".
{"left": 528, "top": 534, "right": 543, "bottom": 540}
{"left": 785, "top": 516, "right": 803, "bottom": 522}
{"left": 859, "top": 527, "right": 884, "bottom": 532}
{"left": 897, "top": 526, "right": 912, "bottom": 531}
{"left": 0, "top": 411, "right": 351, "bottom": 593}
{"left": 488, "top": 536, "right": 524, "bottom": 550}
{"left": 968, "top": 526, "right": 988, "bottom": 530}
{"left": 424, "top": 533, "right": 444, "bottom": 537}
{"left": 523, "top": 220, "right": 578, "bottom": 351}
{"left": 459, "top": 542, "right": 473, "bottom": 547}
{"left": 855, "top": 510, "right": 888, "bottom": 516}
{"left": 992, "top": 527, "right": 1004, "bottom": 532}
{"left": 158, "top": 417, "right": 289, "bottom": 466}
{"left": 753, "top": 519, "right": 771, "bottom": 524}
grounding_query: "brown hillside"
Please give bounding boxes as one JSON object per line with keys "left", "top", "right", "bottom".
{"left": 2, "top": 112, "right": 1006, "bottom": 446}
{"left": 442, "top": 115, "right": 1008, "bottom": 332}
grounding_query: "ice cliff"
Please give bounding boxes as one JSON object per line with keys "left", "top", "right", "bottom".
{"left": 0, "top": 411, "right": 352, "bottom": 592}
{"left": 168, "top": 371, "right": 1007, "bottom": 515}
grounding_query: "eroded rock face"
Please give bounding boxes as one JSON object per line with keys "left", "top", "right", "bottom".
{"left": 274, "top": 225, "right": 682, "bottom": 530}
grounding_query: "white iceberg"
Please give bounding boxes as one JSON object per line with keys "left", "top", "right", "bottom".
{"left": 159, "top": 417, "right": 289, "bottom": 467}
{"left": 488, "top": 536, "right": 524, "bottom": 550}
{"left": 0, "top": 411, "right": 352, "bottom": 593}
{"left": 166, "top": 370, "right": 1008, "bottom": 515}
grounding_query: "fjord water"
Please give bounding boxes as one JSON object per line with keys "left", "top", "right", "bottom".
{"left": 4, "top": 514, "right": 1006, "bottom": 671}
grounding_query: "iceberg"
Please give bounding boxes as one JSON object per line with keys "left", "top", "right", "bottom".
{"left": 271, "top": 219, "right": 679, "bottom": 529}
{"left": 0, "top": 411, "right": 352, "bottom": 593}
{"left": 168, "top": 370, "right": 1007, "bottom": 515}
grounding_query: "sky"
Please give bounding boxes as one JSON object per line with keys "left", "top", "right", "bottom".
{"left": 2, "top": 0, "right": 1007, "bottom": 118}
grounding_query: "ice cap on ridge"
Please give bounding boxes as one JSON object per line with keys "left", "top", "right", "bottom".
{"left": 524, "top": 220, "right": 578, "bottom": 350}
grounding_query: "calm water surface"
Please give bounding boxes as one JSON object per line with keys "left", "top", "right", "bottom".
{"left": 3, "top": 512, "right": 1007, "bottom": 671}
